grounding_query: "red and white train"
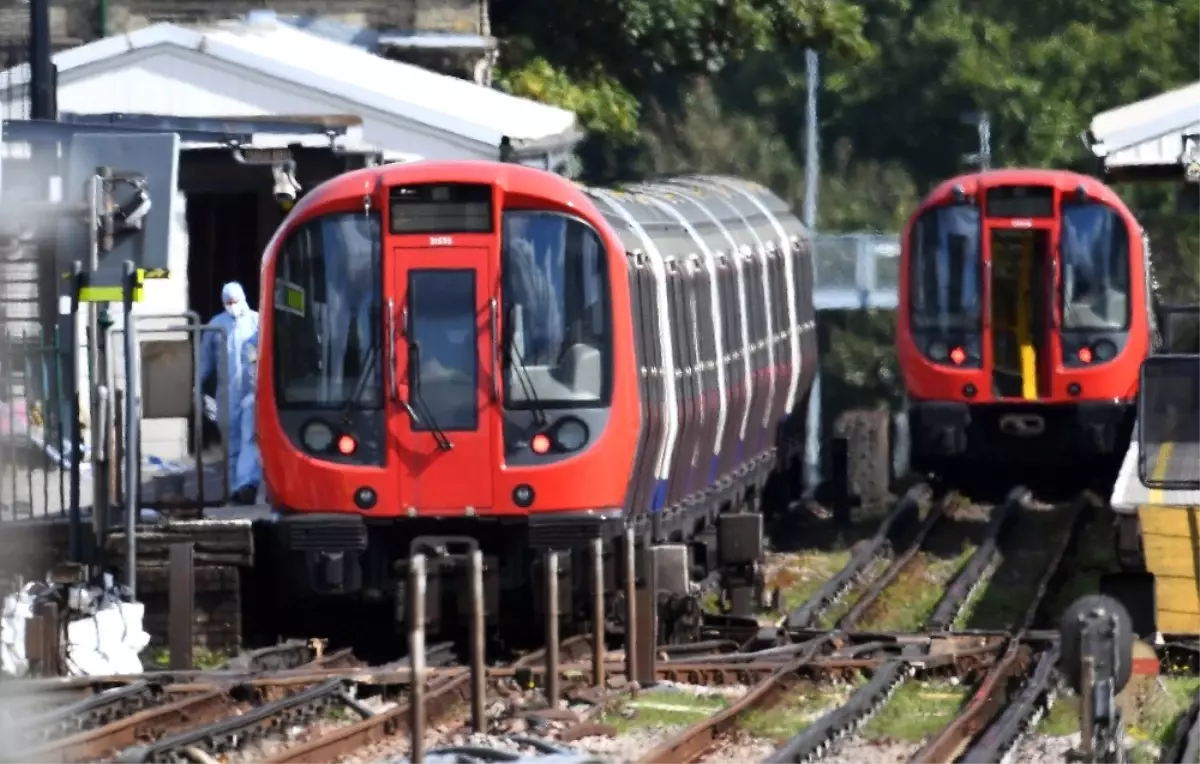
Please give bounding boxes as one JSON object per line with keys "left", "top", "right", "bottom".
{"left": 252, "top": 161, "right": 816, "bottom": 633}
{"left": 898, "top": 168, "right": 1154, "bottom": 475}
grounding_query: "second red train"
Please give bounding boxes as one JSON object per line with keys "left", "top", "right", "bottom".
{"left": 897, "top": 168, "right": 1154, "bottom": 475}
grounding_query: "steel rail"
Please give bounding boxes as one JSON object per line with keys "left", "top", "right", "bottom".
{"left": 265, "top": 636, "right": 596, "bottom": 764}
{"left": 639, "top": 638, "right": 832, "bottom": 764}
{"left": 787, "top": 483, "right": 929, "bottom": 629}
{"left": 911, "top": 492, "right": 1097, "bottom": 764}
{"left": 763, "top": 484, "right": 1036, "bottom": 758}
{"left": 834, "top": 498, "right": 947, "bottom": 631}
{"left": 13, "top": 688, "right": 241, "bottom": 764}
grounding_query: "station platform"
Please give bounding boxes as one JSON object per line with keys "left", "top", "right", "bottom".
{"left": 1110, "top": 421, "right": 1200, "bottom": 635}
{"left": 1111, "top": 434, "right": 1200, "bottom": 513}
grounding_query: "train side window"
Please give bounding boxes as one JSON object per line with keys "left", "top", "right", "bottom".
{"left": 725, "top": 261, "right": 740, "bottom": 361}
{"left": 697, "top": 267, "right": 716, "bottom": 387}
{"left": 750, "top": 256, "right": 766, "bottom": 371}
{"left": 731, "top": 260, "right": 748, "bottom": 362}
{"left": 689, "top": 266, "right": 708, "bottom": 398}
{"left": 626, "top": 255, "right": 651, "bottom": 513}
{"left": 272, "top": 212, "right": 383, "bottom": 409}
{"left": 1061, "top": 203, "right": 1132, "bottom": 331}
{"left": 501, "top": 211, "right": 612, "bottom": 408}
{"left": 910, "top": 205, "right": 982, "bottom": 333}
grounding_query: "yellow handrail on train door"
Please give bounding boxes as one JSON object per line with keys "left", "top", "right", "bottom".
{"left": 1017, "top": 232, "right": 1037, "bottom": 400}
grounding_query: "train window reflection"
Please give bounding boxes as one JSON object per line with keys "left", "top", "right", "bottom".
{"left": 273, "top": 213, "right": 382, "bottom": 408}
{"left": 910, "top": 205, "right": 982, "bottom": 332}
{"left": 1061, "top": 203, "right": 1130, "bottom": 331}
{"left": 408, "top": 269, "right": 479, "bottom": 431}
{"left": 502, "top": 211, "right": 611, "bottom": 407}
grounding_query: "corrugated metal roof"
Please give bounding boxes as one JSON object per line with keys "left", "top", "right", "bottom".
{"left": 1087, "top": 82, "right": 1200, "bottom": 170}
{"left": 1, "top": 16, "right": 578, "bottom": 153}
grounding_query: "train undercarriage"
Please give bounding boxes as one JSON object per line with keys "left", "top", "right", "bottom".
{"left": 248, "top": 454, "right": 793, "bottom": 651}
{"left": 908, "top": 399, "right": 1135, "bottom": 484}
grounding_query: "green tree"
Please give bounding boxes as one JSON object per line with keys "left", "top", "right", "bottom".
{"left": 490, "top": 0, "right": 873, "bottom": 171}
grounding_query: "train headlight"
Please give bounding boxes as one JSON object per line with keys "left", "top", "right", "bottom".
{"left": 927, "top": 341, "right": 949, "bottom": 362}
{"left": 301, "top": 420, "right": 334, "bottom": 452}
{"left": 1093, "top": 340, "right": 1117, "bottom": 362}
{"left": 551, "top": 418, "right": 589, "bottom": 452}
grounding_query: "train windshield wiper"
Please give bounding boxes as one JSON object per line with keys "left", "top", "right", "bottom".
{"left": 340, "top": 348, "right": 378, "bottom": 426}
{"left": 408, "top": 340, "right": 453, "bottom": 451}
{"left": 502, "top": 305, "right": 548, "bottom": 427}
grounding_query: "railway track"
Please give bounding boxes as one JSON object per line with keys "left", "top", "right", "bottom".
{"left": 616, "top": 487, "right": 1123, "bottom": 764}
{"left": 3, "top": 487, "right": 1194, "bottom": 764}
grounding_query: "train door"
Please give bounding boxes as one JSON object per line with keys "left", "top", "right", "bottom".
{"left": 986, "top": 224, "right": 1052, "bottom": 401}
{"left": 392, "top": 246, "right": 494, "bottom": 512}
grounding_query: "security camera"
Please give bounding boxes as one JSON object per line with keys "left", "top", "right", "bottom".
{"left": 272, "top": 162, "right": 302, "bottom": 205}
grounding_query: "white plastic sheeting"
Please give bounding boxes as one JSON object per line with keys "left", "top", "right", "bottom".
{"left": 0, "top": 582, "right": 149, "bottom": 677}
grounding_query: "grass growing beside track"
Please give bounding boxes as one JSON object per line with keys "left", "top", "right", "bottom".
{"left": 1044, "top": 509, "right": 1119, "bottom": 619}
{"left": 738, "top": 682, "right": 856, "bottom": 744}
{"left": 1037, "top": 675, "right": 1200, "bottom": 763}
{"left": 600, "top": 688, "right": 733, "bottom": 734}
{"left": 959, "top": 500, "right": 1083, "bottom": 631}
{"left": 856, "top": 545, "right": 975, "bottom": 632}
{"left": 861, "top": 680, "right": 970, "bottom": 743}
{"left": 764, "top": 550, "right": 853, "bottom": 617}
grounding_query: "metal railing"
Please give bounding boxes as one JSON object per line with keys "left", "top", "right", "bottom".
{"left": 812, "top": 232, "right": 900, "bottom": 311}
{"left": 0, "top": 327, "right": 72, "bottom": 521}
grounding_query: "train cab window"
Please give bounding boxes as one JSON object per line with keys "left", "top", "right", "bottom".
{"left": 1061, "top": 203, "right": 1131, "bottom": 331}
{"left": 408, "top": 269, "right": 479, "bottom": 431}
{"left": 910, "top": 205, "right": 982, "bottom": 332}
{"left": 501, "top": 211, "right": 611, "bottom": 407}
{"left": 273, "top": 212, "right": 383, "bottom": 408}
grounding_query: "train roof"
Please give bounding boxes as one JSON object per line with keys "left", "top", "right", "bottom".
{"left": 277, "top": 160, "right": 809, "bottom": 259}
{"left": 919, "top": 168, "right": 1131, "bottom": 212}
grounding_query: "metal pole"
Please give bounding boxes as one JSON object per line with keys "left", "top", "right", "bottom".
{"left": 544, "top": 550, "right": 560, "bottom": 709}
{"left": 87, "top": 175, "right": 104, "bottom": 541}
{"left": 28, "top": 0, "right": 53, "bottom": 120}
{"left": 123, "top": 260, "right": 138, "bottom": 596}
{"left": 1080, "top": 655, "right": 1095, "bottom": 762}
{"left": 591, "top": 537, "right": 605, "bottom": 688}
{"left": 168, "top": 542, "right": 194, "bottom": 671}
{"left": 802, "top": 49, "right": 819, "bottom": 231}
{"left": 469, "top": 550, "right": 486, "bottom": 733}
{"left": 623, "top": 529, "right": 636, "bottom": 684}
{"left": 978, "top": 114, "right": 992, "bottom": 171}
{"left": 634, "top": 544, "right": 657, "bottom": 688}
{"left": 802, "top": 48, "right": 823, "bottom": 492}
{"left": 67, "top": 260, "right": 83, "bottom": 561}
{"left": 192, "top": 318, "right": 204, "bottom": 507}
{"left": 409, "top": 555, "right": 426, "bottom": 764}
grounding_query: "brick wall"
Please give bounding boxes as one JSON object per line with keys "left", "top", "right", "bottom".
{"left": 0, "top": 0, "right": 487, "bottom": 46}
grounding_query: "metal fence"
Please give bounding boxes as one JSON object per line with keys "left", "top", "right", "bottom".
{"left": 812, "top": 232, "right": 900, "bottom": 311}
{"left": 0, "top": 327, "right": 72, "bottom": 520}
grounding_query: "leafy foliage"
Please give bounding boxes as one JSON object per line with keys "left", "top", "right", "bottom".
{"left": 494, "top": 57, "right": 641, "bottom": 142}
{"left": 491, "top": 0, "right": 1199, "bottom": 443}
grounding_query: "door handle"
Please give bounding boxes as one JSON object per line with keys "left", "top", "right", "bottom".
{"left": 386, "top": 298, "right": 399, "bottom": 402}
{"left": 1050, "top": 255, "right": 1061, "bottom": 329}
{"left": 489, "top": 297, "right": 500, "bottom": 402}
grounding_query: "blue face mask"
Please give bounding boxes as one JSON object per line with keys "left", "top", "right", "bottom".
{"left": 225, "top": 301, "right": 246, "bottom": 318}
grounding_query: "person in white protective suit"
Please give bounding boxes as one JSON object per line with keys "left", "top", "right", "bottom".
{"left": 199, "top": 282, "right": 260, "bottom": 499}
{"left": 232, "top": 329, "right": 262, "bottom": 505}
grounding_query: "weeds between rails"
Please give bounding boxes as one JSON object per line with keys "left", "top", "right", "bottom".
{"left": 8, "top": 490, "right": 1186, "bottom": 764}
{"left": 625, "top": 486, "right": 1101, "bottom": 764}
